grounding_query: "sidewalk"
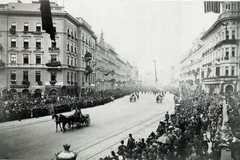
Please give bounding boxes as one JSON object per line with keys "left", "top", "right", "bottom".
{"left": 0, "top": 96, "right": 129, "bottom": 131}
{"left": 0, "top": 110, "right": 75, "bottom": 131}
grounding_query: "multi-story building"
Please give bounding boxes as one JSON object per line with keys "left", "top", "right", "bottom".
{"left": 0, "top": 1, "right": 97, "bottom": 97}
{"left": 76, "top": 17, "right": 97, "bottom": 96}
{"left": 95, "top": 31, "right": 138, "bottom": 90}
{"left": 201, "top": 1, "right": 240, "bottom": 94}
{"left": 179, "top": 2, "right": 240, "bottom": 95}
{"left": 180, "top": 35, "right": 203, "bottom": 89}
{"left": 0, "top": 1, "right": 138, "bottom": 97}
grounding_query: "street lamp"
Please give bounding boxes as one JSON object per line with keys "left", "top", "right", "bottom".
{"left": 153, "top": 60, "right": 158, "bottom": 85}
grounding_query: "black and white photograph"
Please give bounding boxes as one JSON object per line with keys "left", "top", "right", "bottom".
{"left": 0, "top": 0, "right": 239, "bottom": 159}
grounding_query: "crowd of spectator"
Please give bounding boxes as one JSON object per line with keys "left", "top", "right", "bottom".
{"left": 99, "top": 91, "right": 240, "bottom": 160}
{"left": 0, "top": 88, "right": 135, "bottom": 122}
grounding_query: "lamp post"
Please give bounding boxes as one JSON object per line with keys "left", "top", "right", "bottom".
{"left": 153, "top": 60, "right": 158, "bottom": 85}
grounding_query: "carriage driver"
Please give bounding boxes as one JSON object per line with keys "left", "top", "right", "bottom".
{"left": 73, "top": 107, "right": 82, "bottom": 120}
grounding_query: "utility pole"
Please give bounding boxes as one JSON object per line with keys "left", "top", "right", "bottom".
{"left": 153, "top": 60, "right": 157, "bottom": 85}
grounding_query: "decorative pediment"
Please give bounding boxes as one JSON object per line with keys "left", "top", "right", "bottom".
{"left": 8, "top": 49, "right": 19, "bottom": 53}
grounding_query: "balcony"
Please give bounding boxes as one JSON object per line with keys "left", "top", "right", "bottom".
{"left": 9, "top": 28, "right": 16, "bottom": 35}
{"left": 48, "top": 47, "right": 60, "bottom": 53}
{"left": 22, "top": 80, "right": 30, "bottom": 86}
{"left": 49, "top": 80, "right": 57, "bottom": 86}
{"left": 84, "top": 52, "right": 92, "bottom": 62}
{"left": 37, "top": 81, "right": 42, "bottom": 85}
{"left": 203, "top": 75, "right": 238, "bottom": 81}
{"left": 85, "top": 65, "right": 93, "bottom": 75}
{"left": 224, "top": 57, "right": 229, "bottom": 60}
{"left": 46, "top": 60, "right": 61, "bottom": 67}
{"left": 214, "top": 39, "right": 238, "bottom": 50}
{"left": 68, "top": 65, "right": 75, "bottom": 69}
{"left": 23, "top": 30, "right": 42, "bottom": 35}
{"left": 46, "top": 60, "right": 62, "bottom": 71}
{"left": 11, "top": 80, "right": 17, "bottom": 84}
{"left": 219, "top": 75, "right": 238, "bottom": 79}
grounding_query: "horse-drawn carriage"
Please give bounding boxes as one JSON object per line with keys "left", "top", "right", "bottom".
{"left": 67, "top": 113, "right": 91, "bottom": 129}
{"left": 156, "top": 95, "right": 163, "bottom": 103}
{"left": 52, "top": 111, "right": 91, "bottom": 132}
{"left": 130, "top": 94, "right": 137, "bottom": 102}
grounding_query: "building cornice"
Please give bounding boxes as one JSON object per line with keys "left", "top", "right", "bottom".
{"left": 0, "top": 10, "right": 88, "bottom": 29}
{"left": 201, "top": 15, "right": 240, "bottom": 40}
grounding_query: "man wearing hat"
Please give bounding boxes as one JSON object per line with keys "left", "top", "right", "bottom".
{"left": 127, "top": 134, "right": 136, "bottom": 158}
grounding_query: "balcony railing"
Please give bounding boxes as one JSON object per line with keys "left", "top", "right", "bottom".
{"left": 11, "top": 80, "right": 17, "bottom": 84}
{"left": 203, "top": 75, "right": 238, "bottom": 80}
{"left": 49, "top": 47, "right": 59, "bottom": 51}
{"left": 23, "top": 30, "right": 42, "bottom": 35}
{"left": 9, "top": 28, "right": 16, "bottom": 35}
{"left": 46, "top": 60, "right": 61, "bottom": 67}
{"left": 49, "top": 80, "right": 57, "bottom": 85}
{"left": 37, "top": 81, "right": 42, "bottom": 85}
{"left": 22, "top": 80, "right": 30, "bottom": 86}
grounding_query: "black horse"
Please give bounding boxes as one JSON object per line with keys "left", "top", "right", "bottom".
{"left": 66, "top": 114, "right": 76, "bottom": 131}
{"left": 52, "top": 113, "right": 68, "bottom": 132}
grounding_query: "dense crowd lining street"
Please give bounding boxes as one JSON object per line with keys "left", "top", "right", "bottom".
{"left": 0, "top": 91, "right": 172, "bottom": 160}
{"left": 0, "top": 88, "right": 134, "bottom": 123}
{"left": 0, "top": 89, "right": 240, "bottom": 160}
{"left": 96, "top": 91, "right": 240, "bottom": 160}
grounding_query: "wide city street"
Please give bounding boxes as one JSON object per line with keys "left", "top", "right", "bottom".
{"left": 0, "top": 93, "right": 174, "bottom": 160}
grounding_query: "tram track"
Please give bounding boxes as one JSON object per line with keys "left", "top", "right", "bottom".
{"left": 0, "top": 94, "right": 175, "bottom": 160}
{"left": 74, "top": 94, "right": 174, "bottom": 160}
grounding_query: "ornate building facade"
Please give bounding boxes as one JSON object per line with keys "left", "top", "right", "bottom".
{"left": 180, "top": 33, "right": 203, "bottom": 96}
{"left": 0, "top": 1, "right": 138, "bottom": 98}
{"left": 180, "top": 2, "right": 240, "bottom": 95}
{"left": 95, "top": 32, "right": 138, "bottom": 91}
{"left": 201, "top": 1, "right": 240, "bottom": 94}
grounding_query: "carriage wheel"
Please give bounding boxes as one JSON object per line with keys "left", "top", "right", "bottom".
{"left": 67, "top": 123, "right": 71, "bottom": 129}
{"left": 76, "top": 122, "right": 81, "bottom": 129}
{"left": 85, "top": 118, "right": 91, "bottom": 126}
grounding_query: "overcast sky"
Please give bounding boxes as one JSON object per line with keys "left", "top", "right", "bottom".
{"left": 2, "top": 0, "right": 219, "bottom": 74}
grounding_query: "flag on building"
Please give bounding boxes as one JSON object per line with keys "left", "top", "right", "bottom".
{"left": 207, "top": 68, "right": 212, "bottom": 78}
{"left": 204, "top": 1, "right": 221, "bottom": 13}
{"left": 40, "top": 0, "right": 56, "bottom": 41}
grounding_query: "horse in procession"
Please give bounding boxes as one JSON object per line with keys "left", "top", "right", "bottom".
{"left": 156, "top": 94, "right": 163, "bottom": 103}
{"left": 52, "top": 108, "right": 90, "bottom": 133}
{"left": 130, "top": 92, "right": 139, "bottom": 102}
